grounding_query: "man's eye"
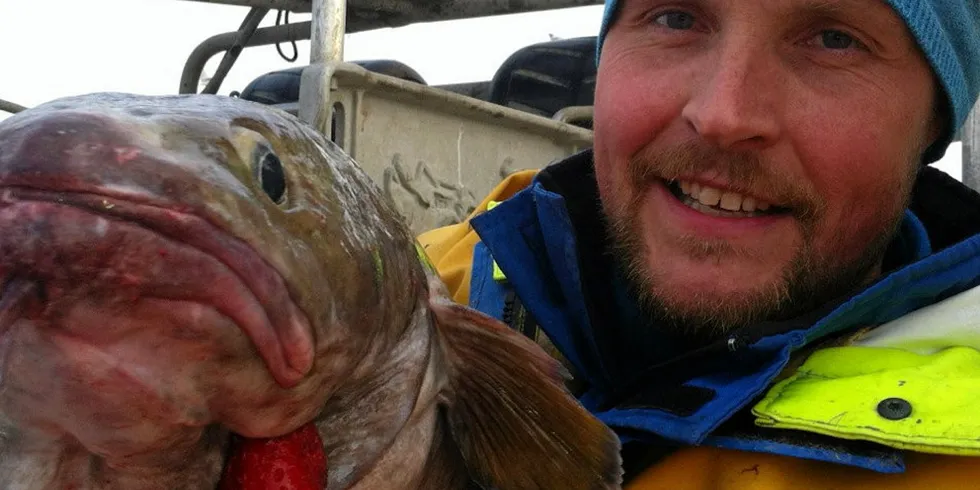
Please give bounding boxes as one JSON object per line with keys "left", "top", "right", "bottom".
{"left": 820, "top": 30, "right": 856, "bottom": 50}
{"left": 653, "top": 11, "right": 696, "bottom": 30}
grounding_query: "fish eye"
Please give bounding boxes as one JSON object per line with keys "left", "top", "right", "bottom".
{"left": 255, "top": 148, "right": 287, "bottom": 204}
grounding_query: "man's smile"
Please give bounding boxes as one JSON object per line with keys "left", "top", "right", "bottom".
{"left": 665, "top": 179, "right": 790, "bottom": 218}
{"left": 645, "top": 177, "right": 795, "bottom": 241}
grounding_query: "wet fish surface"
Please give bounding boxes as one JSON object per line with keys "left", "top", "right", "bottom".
{"left": 0, "top": 93, "right": 622, "bottom": 490}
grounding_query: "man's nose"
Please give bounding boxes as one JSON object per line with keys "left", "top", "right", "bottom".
{"left": 681, "top": 42, "right": 783, "bottom": 151}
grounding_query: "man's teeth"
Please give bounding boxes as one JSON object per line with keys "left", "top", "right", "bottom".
{"left": 676, "top": 180, "right": 772, "bottom": 213}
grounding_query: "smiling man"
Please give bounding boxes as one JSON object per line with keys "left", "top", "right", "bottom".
{"left": 595, "top": 0, "right": 946, "bottom": 336}
{"left": 418, "top": 0, "right": 980, "bottom": 488}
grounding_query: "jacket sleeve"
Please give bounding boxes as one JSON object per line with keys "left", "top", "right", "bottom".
{"left": 416, "top": 169, "right": 539, "bottom": 305}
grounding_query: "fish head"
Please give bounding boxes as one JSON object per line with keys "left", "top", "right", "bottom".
{"left": 0, "top": 93, "right": 415, "bottom": 467}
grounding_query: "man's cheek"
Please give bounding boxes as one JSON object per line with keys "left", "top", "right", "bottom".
{"left": 806, "top": 160, "right": 912, "bottom": 253}
{"left": 595, "top": 75, "right": 678, "bottom": 159}
{"left": 807, "top": 194, "right": 901, "bottom": 271}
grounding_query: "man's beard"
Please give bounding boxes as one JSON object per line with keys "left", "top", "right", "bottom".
{"left": 601, "top": 141, "right": 915, "bottom": 341}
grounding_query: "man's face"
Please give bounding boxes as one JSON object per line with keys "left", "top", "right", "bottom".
{"left": 593, "top": 0, "right": 943, "bottom": 335}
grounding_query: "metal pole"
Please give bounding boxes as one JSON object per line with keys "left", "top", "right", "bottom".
{"left": 201, "top": 7, "right": 270, "bottom": 95}
{"left": 179, "top": 21, "right": 312, "bottom": 94}
{"left": 964, "top": 101, "right": 980, "bottom": 192}
{"left": 298, "top": 0, "right": 346, "bottom": 134}
{"left": 310, "top": 0, "right": 345, "bottom": 64}
{"left": 0, "top": 98, "right": 27, "bottom": 115}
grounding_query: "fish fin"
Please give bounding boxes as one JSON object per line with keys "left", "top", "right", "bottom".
{"left": 415, "top": 406, "right": 482, "bottom": 490}
{"left": 429, "top": 296, "right": 623, "bottom": 490}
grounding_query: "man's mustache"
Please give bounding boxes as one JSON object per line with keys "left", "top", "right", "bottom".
{"left": 626, "top": 140, "right": 824, "bottom": 222}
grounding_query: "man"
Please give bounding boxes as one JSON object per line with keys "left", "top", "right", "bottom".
{"left": 418, "top": 0, "right": 980, "bottom": 488}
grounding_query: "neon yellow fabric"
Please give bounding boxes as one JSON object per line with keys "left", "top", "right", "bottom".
{"left": 625, "top": 446, "right": 980, "bottom": 489}
{"left": 752, "top": 345, "right": 980, "bottom": 455}
{"left": 485, "top": 200, "right": 507, "bottom": 282}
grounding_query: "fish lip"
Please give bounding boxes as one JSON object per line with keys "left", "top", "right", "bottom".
{"left": 0, "top": 185, "right": 315, "bottom": 388}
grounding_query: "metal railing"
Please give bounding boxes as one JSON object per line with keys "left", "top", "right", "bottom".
{"left": 178, "top": 0, "right": 603, "bottom": 31}
{"left": 0, "top": 98, "right": 27, "bottom": 115}
{"left": 179, "top": 19, "right": 311, "bottom": 95}
{"left": 199, "top": 7, "right": 271, "bottom": 95}
{"left": 177, "top": 0, "right": 310, "bottom": 11}
{"left": 296, "top": 0, "right": 345, "bottom": 135}
{"left": 177, "top": 0, "right": 345, "bottom": 137}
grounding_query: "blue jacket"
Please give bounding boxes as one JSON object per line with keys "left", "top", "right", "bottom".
{"left": 451, "top": 149, "right": 980, "bottom": 481}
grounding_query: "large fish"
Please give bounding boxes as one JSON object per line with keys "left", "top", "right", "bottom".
{"left": 0, "top": 93, "right": 622, "bottom": 490}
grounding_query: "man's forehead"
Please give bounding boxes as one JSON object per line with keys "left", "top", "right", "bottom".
{"left": 617, "top": 0, "right": 912, "bottom": 41}
{"left": 619, "top": 0, "right": 904, "bottom": 20}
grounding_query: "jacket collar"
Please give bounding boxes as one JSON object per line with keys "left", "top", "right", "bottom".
{"left": 468, "top": 148, "right": 980, "bottom": 444}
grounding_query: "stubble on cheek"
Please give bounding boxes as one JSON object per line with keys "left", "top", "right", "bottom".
{"left": 598, "top": 141, "right": 910, "bottom": 339}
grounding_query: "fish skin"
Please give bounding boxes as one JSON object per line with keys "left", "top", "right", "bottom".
{"left": 0, "top": 92, "right": 623, "bottom": 490}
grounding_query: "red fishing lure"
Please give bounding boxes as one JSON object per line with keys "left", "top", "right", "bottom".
{"left": 218, "top": 423, "right": 327, "bottom": 490}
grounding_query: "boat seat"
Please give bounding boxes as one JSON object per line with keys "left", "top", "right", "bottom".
{"left": 237, "top": 59, "right": 427, "bottom": 105}
{"left": 486, "top": 36, "right": 597, "bottom": 125}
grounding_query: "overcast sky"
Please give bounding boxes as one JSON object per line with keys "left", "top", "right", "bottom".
{"left": 0, "top": 0, "right": 964, "bottom": 179}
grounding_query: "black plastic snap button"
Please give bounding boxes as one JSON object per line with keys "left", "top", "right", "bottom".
{"left": 877, "top": 397, "right": 912, "bottom": 420}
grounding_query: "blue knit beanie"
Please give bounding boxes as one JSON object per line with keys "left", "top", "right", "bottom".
{"left": 596, "top": 0, "right": 980, "bottom": 163}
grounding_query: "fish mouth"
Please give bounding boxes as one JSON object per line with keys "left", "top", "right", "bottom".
{"left": 0, "top": 186, "right": 314, "bottom": 389}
